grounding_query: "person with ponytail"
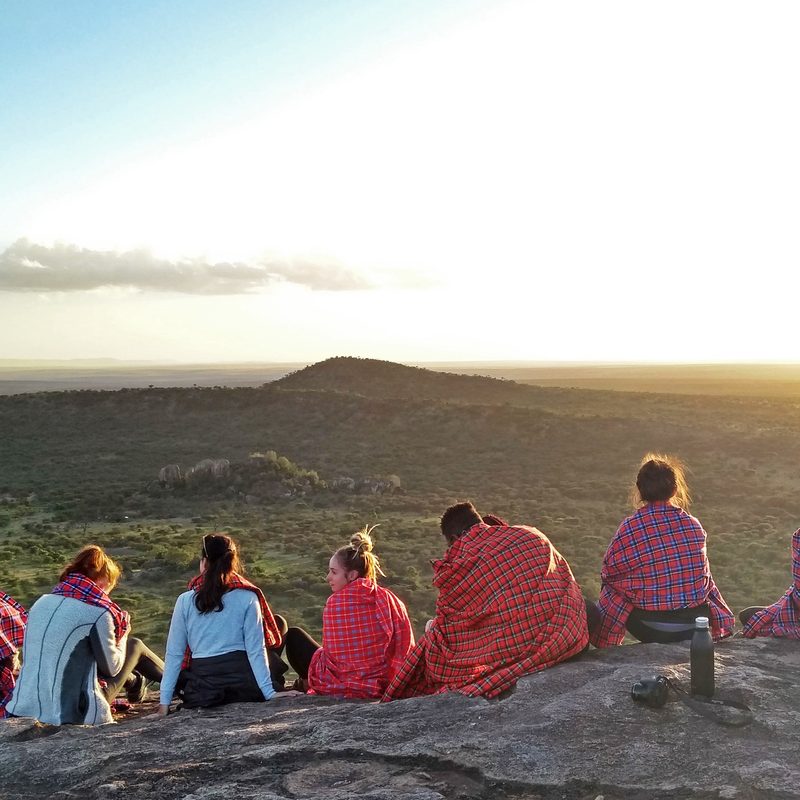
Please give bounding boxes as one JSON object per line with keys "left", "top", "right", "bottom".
{"left": 156, "top": 534, "right": 296, "bottom": 715}
{"left": 589, "top": 454, "right": 734, "bottom": 647}
{"left": 6, "top": 545, "right": 163, "bottom": 725}
{"left": 283, "top": 526, "right": 414, "bottom": 699}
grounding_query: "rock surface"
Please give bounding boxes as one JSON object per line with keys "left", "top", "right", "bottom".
{"left": 2, "top": 638, "right": 799, "bottom": 800}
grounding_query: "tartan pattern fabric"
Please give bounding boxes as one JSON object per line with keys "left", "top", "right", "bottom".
{"left": 382, "top": 523, "right": 589, "bottom": 701}
{"left": 743, "top": 528, "right": 800, "bottom": 639}
{"left": 590, "top": 502, "right": 734, "bottom": 647}
{"left": 1, "top": 592, "right": 27, "bottom": 718}
{"left": 0, "top": 592, "right": 27, "bottom": 660}
{"left": 307, "top": 577, "right": 415, "bottom": 699}
{"left": 52, "top": 574, "right": 130, "bottom": 643}
{"left": 183, "top": 572, "right": 282, "bottom": 670}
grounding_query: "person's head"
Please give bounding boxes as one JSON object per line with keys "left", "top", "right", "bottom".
{"left": 631, "top": 453, "right": 691, "bottom": 509}
{"left": 195, "top": 533, "right": 242, "bottom": 614}
{"left": 60, "top": 545, "right": 121, "bottom": 592}
{"left": 440, "top": 501, "right": 483, "bottom": 545}
{"left": 327, "top": 525, "right": 384, "bottom": 593}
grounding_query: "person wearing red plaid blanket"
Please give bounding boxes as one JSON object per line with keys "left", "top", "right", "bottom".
{"left": 382, "top": 502, "right": 589, "bottom": 701}
{"left": 740, "top": 528, "right": 800, "bottom": 639}
{"left": 589, "top": 454, "right": 734, "bottom": 648}
{"left": 6, "top": 546, "right": 163, "bottom": 724}
{"left": 156, "top": 534, "right": 298, "bottom": 716}
{"left": 283, "top": 526, "right": 415, "bottom": 698}
{"left": 0, "top": 591, "right": 27, "bottom": 718}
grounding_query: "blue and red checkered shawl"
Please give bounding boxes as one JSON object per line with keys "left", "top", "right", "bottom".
{"left": 52, "top": 574, "right": 130, "bottom": 644}
{"left": 590, "top": 502, "right": 734, "bottom": 648}
{"left": 382, "top": 523, "right": 589, "bottom": 701}
{"left": 742, "top": 528, "right": 800, "bottom": 639}
{"left": 308, "top": 578, "right": 414, "bottom": 699}
{"left": 0, "top": 592, "right": 27, "bottom": 718}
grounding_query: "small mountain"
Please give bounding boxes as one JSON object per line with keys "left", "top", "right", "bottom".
{"left": 271, "top": 356, "right": 543, "bottom": 405}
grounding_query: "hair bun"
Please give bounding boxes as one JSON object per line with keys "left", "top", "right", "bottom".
{"left": 350, "top": 525, "right": 376, "bottom": 552}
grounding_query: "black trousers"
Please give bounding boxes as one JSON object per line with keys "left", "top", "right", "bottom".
{"left": 101, "top": 637, "right": 164, "bottom": 702}
{"left": 179, "top": 650, "right": 264, "bottom": 708}
{"left": 284, "top": 627, "right": 321, "bottom": 680}
{"left": 625, "top": 604, "right": 711, "bottom": 644}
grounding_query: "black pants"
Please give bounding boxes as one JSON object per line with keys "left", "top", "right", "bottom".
{"left": 179, "top": 650, "right": 264, "bottom": 708}
{"left": 284, "top": 627, "right": 321, "bottom": 679}
{"left": 738, "top": 606, "right": 765, "bottom": 626}
{"left": 101, "top": 637, "right": 164, "bottom": 702}
{"left": 625, "top": 604, "right": 711, "bottom": 644}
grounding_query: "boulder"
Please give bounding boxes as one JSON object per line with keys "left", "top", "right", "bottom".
{"left": 1, "top": 638, "right": 799, "bottom": 799}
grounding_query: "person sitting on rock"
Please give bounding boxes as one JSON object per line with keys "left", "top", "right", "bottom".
{"left": 740, "top": 528, "right": 800, "bottom": 639}
{"left": 156, "top": 534, "right": 297, "bottom": 715}
{"left": 589, "top": 454, "right": 734, "bottom": 647}
{"left": 6, "top": 546, "right": 164, "bottom": 725}
{"left": 0, "top": 591, "right": 27, "bottom": 718}
{"left": 382, "top": 502, "right": 589, "bottom": 701}
{"left": 283, "top": 527, "right": 415, "bottom": 698}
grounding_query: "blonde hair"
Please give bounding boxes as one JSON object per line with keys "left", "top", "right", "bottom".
{"left": 629, "top": 452, "right": 691, "bottom": 510}
{"left": 60, "top": 545, "right": 122, "bottom": 591}
{"left": 334, "top": 525, "right": 386, "bottom": 583}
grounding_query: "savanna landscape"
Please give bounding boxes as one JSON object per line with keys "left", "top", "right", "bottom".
{"left": 1, "top": 356, "right": 799, "bottom": 655}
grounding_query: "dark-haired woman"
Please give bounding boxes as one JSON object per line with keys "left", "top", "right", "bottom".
{"left": 590, "top": 454, "right": 734, "bottom": 647}
{"left": 284, "top": 526, "right": 414, "bottom": 699}
{"left": 6, "top": 546, "right": 164, "bottom": 725}
{"left": 156, "top": 534, "right": 296, "bottom": 715}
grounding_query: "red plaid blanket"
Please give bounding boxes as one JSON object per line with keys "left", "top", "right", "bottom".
{"left": 0, "top": 592, "right": 27, "bottom": 718}
{"left": 308, "top": 578, "right": 414, "bottom": 698}
{"left": 382, "top": 523, "right": 589, "bottom": 701}
{"left": 590, "top": 503, "right": 734, "bottom": 647}
{"left": 53, "top": 574, "right": 130, "bottom": 643}
{"left": 743, "top": 528, "right": 800, "bottom": 639}
{"left": 182, "top": 572, "right": 281, "bottom": 669}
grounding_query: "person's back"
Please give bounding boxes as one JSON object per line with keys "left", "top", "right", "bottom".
{"left": 308, "top": 577, "right": 413, "bottom": 698}
{"left": 590, "top": 454, "right": 734, "bottom": 647}
{"left": 383, "top": 504, "right": 588, "bottom": 701}
{"left": 7, "top": 594, "right": 124, "bottom": 725}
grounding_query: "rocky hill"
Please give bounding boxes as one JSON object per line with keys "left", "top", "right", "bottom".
{"left": 2, "top": 638, "right": 799, "bottom": 800}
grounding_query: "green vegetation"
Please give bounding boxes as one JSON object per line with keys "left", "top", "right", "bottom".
{"left": 1, "top": 356, "right": 799, "bottom": 651}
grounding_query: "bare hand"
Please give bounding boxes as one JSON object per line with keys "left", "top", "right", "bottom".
{"left": 145, "top": 704, "right": 171, "bottom": 719}
{"left": 269, "top": 690, "right": 302, "bottom": 699}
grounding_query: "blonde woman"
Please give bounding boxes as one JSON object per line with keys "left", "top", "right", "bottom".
{"left": 284, "top": 527, "right": 414, "bottom": 698}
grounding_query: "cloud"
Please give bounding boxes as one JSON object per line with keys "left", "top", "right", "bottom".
{"left": 0, "top": 239, "right": 373, "bottom": 294}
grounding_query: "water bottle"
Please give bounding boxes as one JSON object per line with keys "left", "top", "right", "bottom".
{"left": 690, "top": 616, "right": 715, "bottom": 697}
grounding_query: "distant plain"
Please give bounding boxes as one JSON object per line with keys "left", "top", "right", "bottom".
{"left": 2, "top": 356, "right": 799, "bottom": 652}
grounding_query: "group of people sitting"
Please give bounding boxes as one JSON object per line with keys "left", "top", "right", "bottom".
{"left": 1, "top": 453, "right": 798, "bottom": 725}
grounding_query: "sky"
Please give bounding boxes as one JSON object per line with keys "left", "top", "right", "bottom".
{"left": 1, "top": 0, "right": 799, "bottom": 364}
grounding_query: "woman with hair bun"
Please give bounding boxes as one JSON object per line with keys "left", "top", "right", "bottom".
{"left": 284, "top": 526, "right": 414, "bottom": 699}
{"left": 7, "top": 545, "right": 163, "bottom": 725}
{"left": 156, "top": 533, "right": 296, "bottom": 716}
{"left": 590, "top": 454, "right": 734, "bottom": 647}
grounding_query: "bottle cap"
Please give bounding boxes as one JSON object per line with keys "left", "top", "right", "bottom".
{"left": 695, "top": 616, "right": 710, "bottom": 629}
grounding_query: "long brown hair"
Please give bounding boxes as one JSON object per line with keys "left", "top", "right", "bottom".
{"left": 195, "top": 533, "right": 242, "bottom": 613}
{"left": 333, "top": 526, "right": 385, "bottom": 583}
{"left": 630, "top": 453, "right": 691, "bottom": 510}
{"left": 60, "top": 545, "right": 121, "bottom": 591}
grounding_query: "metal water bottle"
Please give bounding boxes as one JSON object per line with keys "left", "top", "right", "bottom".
{"left": 690, "top": 616, "right": 715, "bottom": 697}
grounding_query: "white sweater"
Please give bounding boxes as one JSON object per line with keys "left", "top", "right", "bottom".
{"left": 6, "top": 594, "right": 126, "bottom": 725}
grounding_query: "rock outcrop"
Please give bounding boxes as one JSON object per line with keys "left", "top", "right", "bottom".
{"left": 2, "top": 638, "right": 799, "bottom": 800}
